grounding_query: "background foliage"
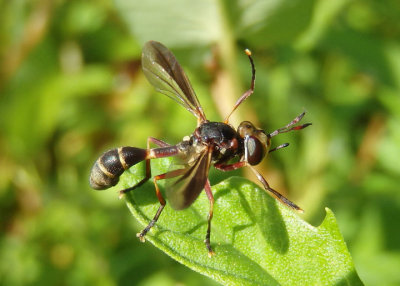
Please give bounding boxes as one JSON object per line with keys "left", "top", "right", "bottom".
{"left": 1, "top": 0, "right": 399, "bottom": 285}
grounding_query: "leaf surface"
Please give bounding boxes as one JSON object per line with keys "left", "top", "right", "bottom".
{"left": 119, "top": 158, "right": 363, "bottom": 286}
{"left": 114, "top": 0, "right": 315, "bottom": 47}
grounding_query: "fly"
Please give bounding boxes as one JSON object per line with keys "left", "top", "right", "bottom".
{"left": 89, "top": 41, "right": 311, "bottom": 257}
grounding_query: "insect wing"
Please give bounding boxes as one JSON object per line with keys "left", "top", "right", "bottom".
{"left": 165, "top": 149, "right": 212, "bottom": 210}
{"left": 142, "top": 41, "right": 206, "bottom": 122}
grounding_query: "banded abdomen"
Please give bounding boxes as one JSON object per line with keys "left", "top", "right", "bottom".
{"left": 89, "top": 147, "right": 147, "bottom": 190}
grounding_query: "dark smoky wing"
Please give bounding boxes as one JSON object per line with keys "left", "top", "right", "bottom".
{"left": 141, "top": 41, "right": 207, "bottom": 122}
{"left": 165, "top": 149, "right": 212, "bottom": 210}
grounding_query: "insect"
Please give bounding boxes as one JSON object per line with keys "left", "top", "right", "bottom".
{"left": 89, "top": 41, "right": 311, "bottom": 257}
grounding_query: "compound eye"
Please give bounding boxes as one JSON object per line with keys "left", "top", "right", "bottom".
{"left": 245, "top": 136, "right": 266, "bottom": 165}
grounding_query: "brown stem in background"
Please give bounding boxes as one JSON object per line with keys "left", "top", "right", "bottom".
{"left": 0, "top": 0, "right": 52, "bottom": 84}
{"left": 350, "top": 114, "right": 386, "bottom": 183}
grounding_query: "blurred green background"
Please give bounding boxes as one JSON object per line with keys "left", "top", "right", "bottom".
{"left": 1, "top": 0, "right": 400, "bottom": 285}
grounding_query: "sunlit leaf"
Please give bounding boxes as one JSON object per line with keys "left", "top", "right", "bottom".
{"left": 235, "top": 0, "right": 315, "bottom": 45}
{"left": 119, "top": 158, "right": 363, "bottom": 285}
{"left": 114, "top": 0, "right": 316, "bottom": 47}
{"left": 114, "top": 0, "right": 222, "bottom": 47}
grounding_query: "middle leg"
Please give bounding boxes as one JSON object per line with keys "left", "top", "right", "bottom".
{"left": 136, "top": 168, "right": 186, "bottom": 241}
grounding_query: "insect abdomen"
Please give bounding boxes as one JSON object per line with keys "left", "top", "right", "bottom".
{"left": 89, "top": 147, "right": 147, "bottom": 190}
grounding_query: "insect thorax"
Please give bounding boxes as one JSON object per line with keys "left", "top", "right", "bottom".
{"left": 195, "top": 121, "right": 243, "bottom": 163}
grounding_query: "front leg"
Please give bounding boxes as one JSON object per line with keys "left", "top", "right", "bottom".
{"left": 214, "top": 161, "right": 247, "bottom": 172}
{"left": 247, "top": 165, "right": 303, "bottom": 213}
{"left": 215, "top": 162, "right": 303, "bottom": 213}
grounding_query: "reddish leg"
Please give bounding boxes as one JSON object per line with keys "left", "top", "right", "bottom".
{"left": 247, "top": 165, "right": 303, "bottom": 213}
{"left": 120, "top": 137, "right": 181, "bottom": 240}
{"left": 119, "top": 137, "right": 173, "bottom": 197}
{"left": 137, "top": 168, "right": 186, "bottom": 241}
{"left": 215, "top": 162, "right": 303, "bottom": 213}
{"left": 268, "top": 112, "right": 311, "bottom": 137}
{"left": 204, "top": 179, "right": 215, "bottom": 257}
{"left": 214, "top": 161, "right": 247, "bottom": 172}
{"left": 118, "top": 136, "right": 184, "bottom": 241}
{"left": 148, "top": 137, "right": 171, "bottom": 147}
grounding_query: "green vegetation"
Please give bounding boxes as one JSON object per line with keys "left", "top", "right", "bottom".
{"left": 1, "top": 0, "right": 399, "bottom": 285}
{"left": 122, "top": 158, "right": 361, "bottom": 285}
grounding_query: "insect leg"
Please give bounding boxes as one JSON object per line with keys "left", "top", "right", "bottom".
{"left": 216, "top": 162, "right": 303, "bottom": 212}
{"left": 137, "top": 168, "right": 186, "bottom": 241}
{"left": 119, "top": 157, "right": 151, "bottom": 198}
{"left": 204, "top": 179, "right": 215, "bottom": 257}
{"left": 119, "top": 137, "right": 174, "bottom": 197}
{"left": 214, "top": 161, "right": 247, "bottom": 172}
{"left": 136, "top": 173, "right": 166, "bottom": 242}
{"left": 268, "top": 112, "right": 311, "bottom": 137}
{"left": 148, "top": 137, "right": 171, "bottom": 147}
{"left": 247, "top": 165, "right": 303, "bottom": 213}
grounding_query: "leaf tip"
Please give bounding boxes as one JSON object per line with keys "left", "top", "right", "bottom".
{"left": 324, "top": 207, "right": 335, "bottom": 218}
{"left": 318, "top": 207, "right": 341, "bottom": 232}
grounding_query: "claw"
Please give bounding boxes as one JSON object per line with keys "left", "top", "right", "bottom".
{"left": 136, "top": 232, "right": 146, "bottom": 242}
{"left": 204, "top": 238, "right": 215, "bottom": 257}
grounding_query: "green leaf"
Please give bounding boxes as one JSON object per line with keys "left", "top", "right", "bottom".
{"left": 114, "top": 0, "right": 315, "bottom": 47}
{"left": 234, "top": 0, "right": 316, "bottom": 45}
{"left": 114, "top": 0, "right": 222, "bottom": 47}
{"left": 119, "top": 158, "right": 363, "bottom": 285}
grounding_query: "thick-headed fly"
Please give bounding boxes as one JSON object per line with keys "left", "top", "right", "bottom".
{"left": 90, "top": 41, "right": 311, "bottom": 257}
